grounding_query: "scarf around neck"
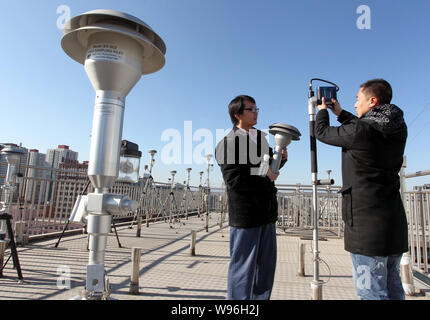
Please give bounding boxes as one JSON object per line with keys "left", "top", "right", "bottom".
{"left": 362, "top": 104, "right": 406, "bottom": 130}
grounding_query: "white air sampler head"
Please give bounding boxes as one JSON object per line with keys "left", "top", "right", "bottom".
{"left": 269, "top": 123, "right": 301, "bottom": 174}
{"left": 1, "top": 145, "right": 25, "bottom": 186}
{"left": 269, "top": 123, "right": 301, "bottom": 148}
{"left": 1, "top": 145, "right": 24, "bottom": 166}
{"left": 61, "top": 9, "right": 166, "bottom": 94}
{"left": 61, "top": 10, "right": 166, "bottom": 190}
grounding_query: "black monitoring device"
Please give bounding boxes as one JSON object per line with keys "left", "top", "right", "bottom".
{"left": 317, "top": 86, "right": 337, "bottom": 108}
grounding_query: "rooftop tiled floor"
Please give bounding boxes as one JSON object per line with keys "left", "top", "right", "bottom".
{"left": 0, "top": 213, "right": 429, "bottom": 300}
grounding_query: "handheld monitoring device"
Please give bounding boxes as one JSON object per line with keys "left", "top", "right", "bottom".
{"left": 317, "top": 86, "right": 337, "bottom": 107}
{"left": 312, "top": 79, "right": 340, "bottom": 108}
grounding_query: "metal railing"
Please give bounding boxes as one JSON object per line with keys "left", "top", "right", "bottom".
{"left": 400, "top": 157, "right": 430, "bottom": 274}
{"left": 2, "top": 162, "right": 345, "bottom": 240}
{"left": 276, "top": 183, "right": 343, "bottom": 237}
{"left": 0, "top": 162, "right": 226, "bottom": 241}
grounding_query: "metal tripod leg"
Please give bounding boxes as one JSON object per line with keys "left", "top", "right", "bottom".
{"left": 169, "top": 192, "right": 175, "bottom": 227}
{"left": 54, "top": 219, "right": 71, "bottom": 248}
{"left": 128, "top": 191, "right": 145, "bottom": 229}
{"left": 0, "top": 214, "right": 23, "bottom": 281}
{"left": 111, "top": 219, "right": 122, "bottom": 248}
{"left": 56, "top": 179, "right": 90, "bottom": 248}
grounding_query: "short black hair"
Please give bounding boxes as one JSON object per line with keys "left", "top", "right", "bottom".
{"left": 228, "top": 95, "right": 256, "bottom": 125}
{"left": 360, "top": 79, "right": 392, "bottom": 105}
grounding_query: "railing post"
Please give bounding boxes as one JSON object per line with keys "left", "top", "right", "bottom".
{"left": 337, "top": 194, "right": 342, "bottom": 238}
{"left": 14, "top": 221, "right": 25, "bottom": 246}
{"left": 297, "top": 239, "right": 305, "bottom": 277}
{"left": 146, "top": 196, "right": 151, "bottom": 227}
{"left": 136, "top": 216, "right": 142, "bottom": 238}
{"left": 205, "top": 194, "right": 209, "bottom": 232}
{"left": 129, "top": 247, "right": 142, "bottom": 295}
{"left": 400, "top": 156, "right": 407, "bottom": 203}
{"left": 417, "top": 189, "right": 428, "bottom": 272}
{"left": 190, "top": 230, "right": 196, "bottom": 256}
{"left": 219, "top": 196, "right": 223, "bottom": 229}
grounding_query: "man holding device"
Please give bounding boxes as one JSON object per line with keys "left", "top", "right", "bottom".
{"left": 315, "top": 79, "right": 408, "bottom": 300}
{"left": 215, "top": 95, "right": 287, "bottom": 300}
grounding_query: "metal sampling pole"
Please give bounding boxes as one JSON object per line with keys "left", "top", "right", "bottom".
{"left": 205, "top": 155, "right": 213, "bottom": 232}
{"left": 184, "top": 168, "right": 192, "bottom": 219}
{"left": 198, "top": 171, "right": 204, "bottom": 218}
{"left": 307, "top": 80, "right": 334, "bottom": 300}
{"left": 169, "top": 170, "right": 177, "bottom": 225}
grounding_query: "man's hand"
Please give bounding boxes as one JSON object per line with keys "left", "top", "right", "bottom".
{"left": 317, "top": 97, "right": 343, "bottom": 117}
{"left": 267, "top": 167, "right": 279, "bottom": 182}
{"left": 281, "top": 147, "right": 288, "bottom": 161}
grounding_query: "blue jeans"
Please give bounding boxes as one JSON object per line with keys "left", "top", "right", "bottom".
{"left": 227, "top": 223, "right": 277, "bottom": 300}
{"left": 351, "top": 253, "right": 405, "bottom": 300}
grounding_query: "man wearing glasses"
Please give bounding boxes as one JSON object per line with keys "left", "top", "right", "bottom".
{"left": 215, "top": 95, "right": 287, "bottom": 300}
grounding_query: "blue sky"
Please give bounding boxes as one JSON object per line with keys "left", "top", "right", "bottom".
{"left": 1, "top": 0, "right": 429, "bottom": 189}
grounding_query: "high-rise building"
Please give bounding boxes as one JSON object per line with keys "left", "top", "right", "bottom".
{"left": 54, "top": 161, "right": 88, "bottom": 219}
{"left": 45, "top": 145, "right": 78, "bottom": 201}
{"left": 45, "top": 145, "right": 78, "bottom": 169}
{"left": 24, "top": 149, "right": 50, "bottom": 203}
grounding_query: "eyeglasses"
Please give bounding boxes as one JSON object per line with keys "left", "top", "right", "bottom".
{"left": 244, "top": 107, "right": 259, "bottom": 113}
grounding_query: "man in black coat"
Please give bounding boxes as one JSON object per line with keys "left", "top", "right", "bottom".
{"left": 215, "top": 95, "right": 286, "bottom": 300}
{"left": 315, "top": 79, "right": 408, "bottom": 300}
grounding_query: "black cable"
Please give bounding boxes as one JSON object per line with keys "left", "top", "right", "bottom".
{"left": 81, "top": 178, "right": 91, "bottom": 195}
{"left": 310, "top": 78, "right": 340, "bottom": 91}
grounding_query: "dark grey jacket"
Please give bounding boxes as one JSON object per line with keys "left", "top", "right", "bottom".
{"left": 215, "top": 126, "right": 286, "bottom": 228}
{"left": 315, "top": 105, "right": 408, "bottom": 256}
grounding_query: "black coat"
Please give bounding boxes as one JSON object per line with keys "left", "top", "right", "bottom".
{"left": 215, "top": 126, "right": 286, "bottom": 228}
{"left": 315, "top": 106, "right": 408, "bottom": 256}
